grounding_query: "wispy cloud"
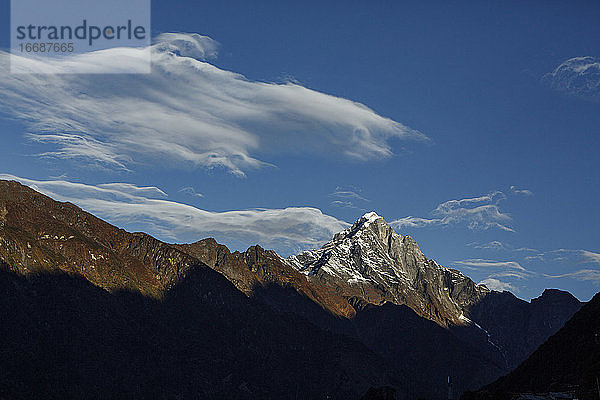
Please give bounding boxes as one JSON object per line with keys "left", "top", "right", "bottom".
{"left": 453, "top": 258, "right": 534, "bottom": 293}
{"left": 0, "top": 174, "right": 350, "bottom": 256}
{"left": 479, "top": 278, "right": 515, "bottom": 292}
{"left": 97, "top": 183, "right": 168, "bottom": 198}
{"left": 460, "top": 243, "right": 600, "bottom": 291}
{"left": 581, "top": 250, "right": 600, "bottom": 265}
{"left": 329, "top": 186, "right": 370, "bottom": 209}
{"left": 510, "top": 185, "right": 533, "bottom": 196}
{"left": 543, "top": 56, "right": 600, "bottom": 101}
{"left": 520, "top": 249, "right": 600, "bottom": 266}
{"left": 0, "top": 33, "right": 427, "bottom": 177}
{"left": 544, "top": 269, "right": 600, "bottom": 283}
{"left": 453, "top": 259, "right": 528, "bottom": 272}
{"left": 179, "top": 186, "right": 204, "bottom": 198}
{"left": 513, "top": 247, "right": 540, "bottom": 253}
{"left": 467, "top": 241, "right": 507, "bottom": 250}
{"left": 390, "top": 190, "right": 514, "bottom": 232}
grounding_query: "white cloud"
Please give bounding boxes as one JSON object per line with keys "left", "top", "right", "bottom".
{"left": 329, "top": 189, "right": 370, "bottom": 203}
{"left": 581, "top": 250, "right": 600, "bottom": 265}
{"left": 179, "top": 186, "right": 204, "bottom": 198}
{"left": 97, "top": 183, "right": 168, "bottom": 198}
{"left": 524, "top": 249, "right": 600, "bottom": 266}
{"left": 479, "top": 278, "right": 515, "bottom": 292}
{"left": 331, "top": 200, "right": 357, "bottom": 209}
{"left": 513, "top": 247, "right": 540, "bottom": 253}
{"left": 543, "top": 56, "right": 600, "bottom": 100}
{"left": 488, "top": 272, "right": 528, "bottom": 280}
{"left": 468, "top": 241, "right": 506, "bottom": 250}
{"left": 453, "top": 258, "right": 528, "bottom": 272}
{"left": 0, "top": 174, "right": 350, "bottom": 256}
{"left": 510, "top": 185, "right": 533, "bottom": 196}
{"left": 0, "top": 33, "right": 427, "bottom": 177}
{"left": 544, "top": 269, "right": 600, "bottom": 284}
{"left": 453, "top": 257, "right": 533, "bottom": 293}
{"left": 329, "top": 186, "right": 370, "bottom": 209}
{"left": 391, "top": 216, "right": 439, "bottom": 229}
{"left": 390, "top": 191, "right": 514, "bottom": 232}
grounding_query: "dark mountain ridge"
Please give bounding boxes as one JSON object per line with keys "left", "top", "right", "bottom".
{"left": 466, "top": 291, "right": 600, "bottom": 400}
{"left": 0, "top": 180, "right": 585, "bottom": 399}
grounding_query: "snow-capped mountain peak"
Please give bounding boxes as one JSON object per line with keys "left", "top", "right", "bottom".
{"left": 360, "top": 211, "right": 382, "bottom": 224}
{"left": 288, "top": 212, "right": 489, "bottom": 326}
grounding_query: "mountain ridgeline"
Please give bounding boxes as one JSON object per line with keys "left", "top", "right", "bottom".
{"left": 0, "top": 180, "right": 586, "bottom": 399}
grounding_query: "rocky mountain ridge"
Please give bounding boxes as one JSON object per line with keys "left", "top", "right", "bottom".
{"left": 0, "top": 179, "right": 585, "bottom": 399}
{"left": 0, "top": 180, "right": 198, "bottom": 297}
{"left": 288, "top": 211, "right": 489, "bottom": 326}
{"left": 174, "top": 238, "right": 356, "bottom": 318}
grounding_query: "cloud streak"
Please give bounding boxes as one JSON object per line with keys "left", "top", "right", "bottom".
{"left": 467, "top": 241, "right": 507, "bottom": 250}
{"left": 544, "top": 269, "right": 600, "bottom": 283}
{"left": 453, "top": 258, "right": 528, "bottom": 272}
{"left": 179, "top": 186, "right": 204, "bottom": 198}
{"left": 459, "top": 242, "right": 600, "bottom": 293}
{"left": 0, "top": 174, "right": 350, "bottom": 256}
{"left": 329, "top": 186, "right": 370, "bottom": 209}
{"left": 0, "top": 33, "right": 427, "bottom": 177}
{"left": 509, "top": 186, "right": 533, "bottom": 196}
{"left": 543, "top": 56, "right": 600, "bottom": 101}
{"left": 479, "top": 278, "right": 515, "bottom": 292}
{"left": 391, "top": 191, "right": 514, "bottom": 232}
{"left": 452, "top": 257, "right": 535, "bottom": 294}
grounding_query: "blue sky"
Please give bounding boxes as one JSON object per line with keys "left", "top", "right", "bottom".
{"left": 0, "top": 0, "right": 599, "bottom": 301}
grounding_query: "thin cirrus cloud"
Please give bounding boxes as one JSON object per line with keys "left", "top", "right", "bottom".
{"left": 466, "top": 240, "right": 507, "bottom": 250}
{"left": 0, "top": 174, "right": 350, "bottom": 256}
{"left": 179, "top": 186, "right": 204, "bottom": 198}
{"left": 459, "top": 243, "right": 600, "bottom": 291}
{"left": 0, "top": 33, "right": 427, "bottom": 177}
{"left": 453, "top": 258, "right": 534, "bottom": 294}
{"left": 523, "top": 249, "right": 600, "bottom": 266}
{"left": 509, "top": 185, "right": 533, "bottom": 196}
{"left": 391, "top": 190, "right": 515, "bottom": 232}
{"left": 452, "top": 259, "right": 528, "bottom": 272}
{"left": 544, "top": 269, "right": 600, "bottom": 284}
{"left": 329, "top": 186, "right": 370, "bottom": 209}
{"left": 543, "top": 56, "right": 600, "bottom": 101}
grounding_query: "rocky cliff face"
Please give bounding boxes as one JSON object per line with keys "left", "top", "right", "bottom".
{"left": 288, "top": 212, "right": 489, "bottom": 326}
{"left": 175, "top": 239, "right": 356, "bottom": 318}
{"left": 0, "top": 180, "right": 199, "bottom": 297}
{"left": 0, "top": 180, "right": 355, "bottom": 320}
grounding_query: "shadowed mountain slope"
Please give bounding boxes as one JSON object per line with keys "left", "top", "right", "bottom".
{"left": 466, "top": 291, "right": 600, "bottom": 400}
{"left": 0, "top": 263, "right": 406, "bottom": 399}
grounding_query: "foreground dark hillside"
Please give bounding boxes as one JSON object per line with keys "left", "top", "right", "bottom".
{"left": 467, "top": 292, "right": 600, "bottom": 400}
{"left": 0, "top": 264, "right": 404, "bottom": 399}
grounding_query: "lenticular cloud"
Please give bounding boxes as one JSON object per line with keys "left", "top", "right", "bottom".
{"left": 0, "top": 33, "right": 427, "bottom": 176}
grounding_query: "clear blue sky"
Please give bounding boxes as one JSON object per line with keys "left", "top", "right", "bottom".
{"left": 0, "top": 0, "right": 599, "bottom": 301}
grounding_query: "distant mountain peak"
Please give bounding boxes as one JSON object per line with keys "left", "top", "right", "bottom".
{"left": 360, "top": 211, "right": 383, "bottom": 223}
{"left": 288, "top": 212, "right": 488, "bottom": 326}
{"left": 533, "top": 288, "right": 581, "bottom": 305}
